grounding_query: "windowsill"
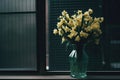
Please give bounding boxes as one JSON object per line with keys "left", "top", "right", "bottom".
{"left": 0, "top": 75, "right": 120, "bottom": 79}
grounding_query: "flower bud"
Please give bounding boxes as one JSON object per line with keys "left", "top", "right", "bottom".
{"left": 88, "top": 8, "right": 93, "bottom": 14}
{"left": 53, "top": 29, "right": 58, "bottom": 35}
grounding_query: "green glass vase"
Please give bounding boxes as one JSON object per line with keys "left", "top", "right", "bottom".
{"left": 69, "top": 43, "right": 88, "bottom": 79}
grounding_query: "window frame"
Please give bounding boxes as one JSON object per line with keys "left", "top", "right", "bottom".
{"left": 0, "top": 0, "right": 39, "bottom": 75}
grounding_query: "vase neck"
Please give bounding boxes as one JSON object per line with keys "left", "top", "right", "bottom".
{"left": 71, "top": 44, "right": 77, "bottom": 50}
{"left": 71, "top": 44, "right": 84, "bottom": 50}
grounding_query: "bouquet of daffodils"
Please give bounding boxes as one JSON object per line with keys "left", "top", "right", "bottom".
{"left": 53, "top": 9, "right": 104, "bottom": 45}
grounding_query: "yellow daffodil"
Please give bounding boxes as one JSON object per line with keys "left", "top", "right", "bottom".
{"left": 91, "top": 22, "right": 100, "bottom": 30}
{"left": 58, "top": 28, "right": 64, "bottom": 36}
{"left": 93, "top": 17, "right": 100, "bottom": 23}
{"left": 88, "top": 17, "right": 93, "bottom": 24}
{"left": 80, "top": 31, "right": 89, "bottom": 38}
{"left": 68, "top": 30, "right": 78, "bottom": 39}
{"left": 65, "top": 14, "right": 70, "bottom": 20}
{"left": 85, "top": 26, "right": 92, "bottom": 32}
{"left": 84, "top": 15, "right": 91, "bottom": 22}
{"left": 83, "top": 11, "right": 89, "bottom": 16}
{"left": 70, "top": 29, "right": 78, "bottom": 37}
{"left": 77, "top": 10, "right": 82, "bottom": 14}
{"left": 68, "top": 19, "right": 74, "bottom": 27}
{"left": 99, "top": 17, "right": 104, "bottom": 23}
{"left": 75, "top": 14, "right": 82, "bottom": 26}
{"left": 53, "top": 29, "right": 58, "bottom": 35}
{"left": 59, "top": 16, "right": 63, "bottom": 19}
{"left": 61, "top": 18, "right": 67, "bottom": 23}
{"left": 75, "top": 36, "right": 80, "bottom": 42}
{"left": 75, "top": 18, "right": 82, "bottom": 27}
{"left": 64, "top": 26, "right": 71, "bottom": 33}
{"left": 62, "top": 37, "right": 67, "bottom": 43}
{"left": 57, "top": 22, "right": 63, "bottom": 28}
{"left": 68, "top": 33, "right": 74, "bottom": 39}
{"left": 72, "top": 14, "right": 77, "bottom": 19}
{"left": 88, "top": 8, "right": 93, "bottom": 14}
{"left": 73, "top": 20, "right": 78, "bottom": 28}
{"left": 62, "top": 10, "right": 67, "bottom": 16}
{"left": 76, "top": 13, "right": 82, "bottom": 19}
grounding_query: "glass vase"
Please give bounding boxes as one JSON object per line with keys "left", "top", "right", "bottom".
{"left": 69, "top": 43, "right": 88, "bottom": 79}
